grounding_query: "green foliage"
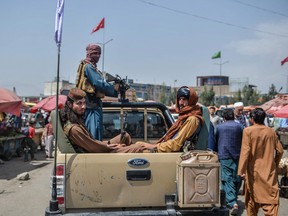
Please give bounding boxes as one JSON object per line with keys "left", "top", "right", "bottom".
{"left": 268, "top": 84, "right": 278, "bottom": 99}
{"left": 260, "top": 84, "right": 278, "bottom": 103}
{"left": 242, "top": 85, "right": 261, "bottom": 105}
{"left": 199, "top": 86, "right": 215, "bottom": 106}
{"left": 159, "top": 82, "right": 167, "bottom": 105}
{"left": 235, "top": 89, "right": 242, "bottom": 102}
{"left": 168, "top": 88, "right": 177, "bottom": 105}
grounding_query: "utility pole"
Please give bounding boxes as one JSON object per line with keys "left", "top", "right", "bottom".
{"left": 97, "top": 38, "right": 113, "bottom": 72}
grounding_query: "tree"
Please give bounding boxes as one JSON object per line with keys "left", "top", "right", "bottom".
{"left": 168, "top": 87, "right": 177, "bottom": 105}
{"left": 235, "top": 89, "right": 242, "bottom": 102}
{"left": 199, "top": 86, "right": 215, "bottom": 106}
{"left": 159, "top": 82, "right": 167, "bottom": 105}
{"left": 268, "top": 84, "right": 278, "bottom": 100}
{"left": 242, "top": 85, "right": 260, "bottom": 105}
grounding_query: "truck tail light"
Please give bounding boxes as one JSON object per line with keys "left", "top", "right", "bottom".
{"left": 55, "top": 164, "right": 65, "bottom": 205}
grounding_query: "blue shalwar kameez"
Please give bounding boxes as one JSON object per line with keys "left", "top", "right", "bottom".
{"left": 84, "top": 63, "right": 117, "bottom": 140}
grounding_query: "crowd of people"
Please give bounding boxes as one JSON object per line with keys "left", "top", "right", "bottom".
{"left": 208, "top": 102, "right": 284, "bottom": 215}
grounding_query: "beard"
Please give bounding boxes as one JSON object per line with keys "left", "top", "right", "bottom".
{"left": 60, "top": 103, "right": 85, "bottom": 125}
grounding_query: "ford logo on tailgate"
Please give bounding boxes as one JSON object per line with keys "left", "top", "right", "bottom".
{"left": 128, "top": 158, "right": 149, "bottom": 167}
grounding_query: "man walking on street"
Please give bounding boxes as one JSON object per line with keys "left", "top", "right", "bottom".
{"left": 238, "top": 108, "right": 283, "bottom": 216}
{"left": 214, "top": 108, "right": 243, "bottom": 215}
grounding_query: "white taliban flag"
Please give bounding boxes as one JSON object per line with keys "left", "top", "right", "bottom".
{"left": 55, "top": 0, "right": 65, "bottom": 45}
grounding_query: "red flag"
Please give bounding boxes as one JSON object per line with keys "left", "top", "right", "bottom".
{"left": 281, "top": 56, "right": 288, "bottom": 66}
{"left": 91, "top": 18, "right": 105, "bottom": 34}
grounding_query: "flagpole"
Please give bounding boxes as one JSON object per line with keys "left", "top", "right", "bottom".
{"left": 97, "top": 38, "right": 113, "bottom": 73}
{"left": 214, "top": 58, "right": 229, "bottom": 105}
{"left": 46, "top": 0, "right": 64, "bottom": 214}
{"left": 46, "top": 36, "right": 62, "bottom": 216}
{"left": 102, "top": 27, "right": 105, "bottom": 72}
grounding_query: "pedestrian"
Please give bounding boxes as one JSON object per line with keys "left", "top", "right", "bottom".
{"left": 214, "top": 108, "right": 243, "bottom": 215}
{"left": 234, "top": 102, "right": 249, "bottom": 128}
{"left": 209, "top": 106, "right": 221, "bottom": 128}
{"left": 42, "top": 118, "right": 54, "bottom": 158}
{"left": 59, "top": 88, "right": 143, "bottom": 153}
{"left": 208, "top": 122, "right": 216, "bottom": 151}
{"left": 75, "top": 43, "right": 119, "bottom": 140}
{"left": 238, "top": 108, "right": 283, "bottom": 216}
{"left": 23, "top": 120, "right": 36, "bottom": 161}
{"left": 136, "top": 86, "right": 204, "bottom": 152}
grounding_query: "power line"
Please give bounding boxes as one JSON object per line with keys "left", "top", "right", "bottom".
{"left": 138, "top": 0, "right": 288, "bottom": 38}
{"left": 230, "top": 0, "right": 288, "bottom": 18}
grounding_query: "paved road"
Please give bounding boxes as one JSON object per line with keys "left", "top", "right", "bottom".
{"left": 0, "top": 150, "right": 53, "bottom": 216}
{"left": 0, "top": 149, "right": 288, "bottom": 216}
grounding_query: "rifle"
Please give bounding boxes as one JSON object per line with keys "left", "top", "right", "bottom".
{"left": 105, "top": 73, "right": 130, "bottom": 102}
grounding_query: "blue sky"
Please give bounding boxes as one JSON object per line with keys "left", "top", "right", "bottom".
{"left": 1, "top": 0, "right": 288, "bottom": 96}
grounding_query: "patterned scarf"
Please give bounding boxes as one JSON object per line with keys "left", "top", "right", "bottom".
{"left": 157, "top": 87, "right": 204, "bottom": 143}
{"left": 85, "top": 44, "right": 101, "bottom": 67}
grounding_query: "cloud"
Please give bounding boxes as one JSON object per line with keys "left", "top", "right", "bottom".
{"left": 229, "top": 19, "right": 288, "bottom": 56}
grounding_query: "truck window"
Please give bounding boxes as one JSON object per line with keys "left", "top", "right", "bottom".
{"left": 103, "top": 111, "right": 167, "bottom": 140}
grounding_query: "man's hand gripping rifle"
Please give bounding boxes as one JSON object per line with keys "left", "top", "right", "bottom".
{"left": 105, "top": 73, "right": 130, "bottom": 102}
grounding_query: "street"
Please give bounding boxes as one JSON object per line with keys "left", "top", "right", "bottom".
{"left": 0, "top": 149, "right": 288, "bottom": 216}
{"left": 0, "top": 150, "right": 53, "bottom": 216}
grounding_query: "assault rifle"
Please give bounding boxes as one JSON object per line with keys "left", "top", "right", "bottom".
{"left": 105, "top": 73, "right": 130, "bottom": 102}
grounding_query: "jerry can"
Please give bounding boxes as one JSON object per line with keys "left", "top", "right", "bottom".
{"left": 177, "top": 150, "right": 220, "bottom": 208}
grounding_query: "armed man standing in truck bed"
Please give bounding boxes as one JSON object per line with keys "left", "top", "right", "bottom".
{"left": 137, "top": 86, "right": 204, "bottom": 152}
{"left": 75, "top": 43, "right": 119, "bottom": 141}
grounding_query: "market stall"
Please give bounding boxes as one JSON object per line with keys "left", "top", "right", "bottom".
{"left": 0, "top": 87, "right": 25, "bottom": 160}
{"left": 0, "top": 134, "right": 25, "bottom": 160}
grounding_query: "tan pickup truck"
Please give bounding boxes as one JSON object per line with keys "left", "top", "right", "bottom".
{"left": 45, "top": 102, "right": 228, "bottom": 216}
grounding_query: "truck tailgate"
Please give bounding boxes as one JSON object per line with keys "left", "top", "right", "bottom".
{"left": 59, "top": 153, "right": 181, "bottom": 210}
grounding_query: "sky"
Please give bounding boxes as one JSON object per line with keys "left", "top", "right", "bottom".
{"left": 1, "top": 0, "right": 288, "bottom": 96}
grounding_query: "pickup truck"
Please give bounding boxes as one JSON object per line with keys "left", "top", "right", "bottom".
{"left": 45, "top": 101, "right": 228, "bottom": 216}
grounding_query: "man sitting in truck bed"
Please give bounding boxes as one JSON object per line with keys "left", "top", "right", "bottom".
{"left": 59, "top": 88, "right": 144, "bottom": 153}
{"left": 137, "top": 86, "right": 204, "bottom": 152}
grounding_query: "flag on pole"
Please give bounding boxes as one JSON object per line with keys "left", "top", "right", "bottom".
{"left": 281, "top": 56, "right": 288, "bottom": 66}
{"left": 91, "top": 18, "right": 105, "bottom": 34}
{"left": 55, "top": 0, "right": 65, "bottom": 45}
{"left": 212, "top": 51, "right": 221, "bottom": 59}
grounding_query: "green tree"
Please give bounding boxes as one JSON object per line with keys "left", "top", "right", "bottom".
{"left": 235, "top": 89, "right": 242, "bottom": 102}
{"left": 199, "top": 86, "right": 215, "bottom": 106}
{"left": 268, "top": 84, "right": 278, "bottom": 100}
{"left": 242, "top": 85, "right": 260, "bottom": 105}
{"left": 145, "top": 85, "right": 153, "bottom": 101}
{"left": 159, "top": 82, "right": 167, "bottom": 105}
{"left": 260, "top": 84, "right": 278, "bottom": 103}
{"left": 168, "top": 87, "right": 177, "bottom": 105}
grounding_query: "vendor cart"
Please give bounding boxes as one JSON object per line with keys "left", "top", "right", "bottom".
{"left": 0, "top": 134, "right": 25, "bottom": 160}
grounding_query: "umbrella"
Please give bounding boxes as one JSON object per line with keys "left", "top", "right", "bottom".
{"left": 0, "top": 87, "right": 22, "bottom": 116}
{"left": 274, "top": 105, "right": 288, "bottom": 118}
{"left": 30, "top": 95, "right": 67, "bottom": 113}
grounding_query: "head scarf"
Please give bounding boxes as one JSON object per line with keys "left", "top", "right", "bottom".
{"left": 85, "top": 44, "right": 101, "bottom": 65}
{"left": 68, "top": 88, "right": 86, "bottom": 101}
{"left": 157, "top": 86, "right": 203, "bottom": 143}
{"left": 234, "top": 102, "right": 244, "bottom": 107}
